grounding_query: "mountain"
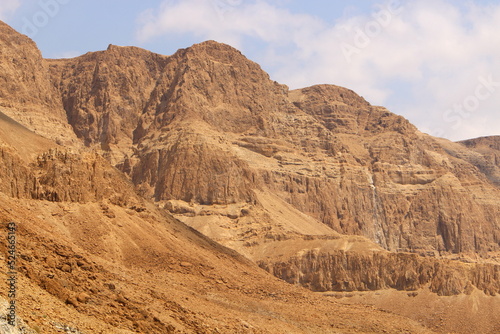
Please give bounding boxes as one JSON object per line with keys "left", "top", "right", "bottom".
{"left": 45, "top": 40, "right": 500, "bottom": 257}
{"left": 5, "top": 140, "right": 424, "bottom": 333}
{"left": 1, "top": 19, "right": 500, "bottom": 333}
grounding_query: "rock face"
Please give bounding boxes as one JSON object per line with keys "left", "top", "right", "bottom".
{"left": 3, "top": 17, "right": 500, "bottom": 256}
{"left": 459, "top": 136, "right": 500, "bottom": 186}
{"left": 48, "top": 41, "right": 286, "bottom": 203}
{"left": 259, "top": 250, "right": 500, "bottom": 296}
{"left": 0, "top": 111, "right": 138, "bottom": 205}
{"left": 1, "top": 23, "right": 439, "bottom": 334}
{"left": 47, "top": 44, "right": 168, "bottom": 163}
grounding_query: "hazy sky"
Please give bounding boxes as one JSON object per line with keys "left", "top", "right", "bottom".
{"left": 1, "top": 0, "right": 499, "bottom": 141}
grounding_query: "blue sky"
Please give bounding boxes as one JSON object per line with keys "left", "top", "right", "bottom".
{"left": 1, "top": 0, "right": 500, "bottom": 141}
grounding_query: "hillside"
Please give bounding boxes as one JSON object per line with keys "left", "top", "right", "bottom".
{"left": 459, "top": 136, "right": 500, "bottom": 186}
{"left": 0, "top": 145, "right": 434, "bottom": 333}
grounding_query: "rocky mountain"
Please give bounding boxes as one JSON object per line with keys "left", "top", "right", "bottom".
{"left": 0, "top": 22, "right": 79, "bottom": 147}
{"left": 1, "top": 19, "right": 500, "bottom": 333}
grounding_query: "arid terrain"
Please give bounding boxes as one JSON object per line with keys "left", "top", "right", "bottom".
{"left": 1, "top": 20, "right": 499, "bottom": 333}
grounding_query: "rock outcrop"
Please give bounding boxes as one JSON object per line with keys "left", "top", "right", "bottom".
{"left": 0, "top": 111, "right": 138, "bottom": 205}
{"left": 459, "top": 136, "right": 500, "bottom": 186}
{"left": 259, "top": 249, "right": 500, "bottom": 296}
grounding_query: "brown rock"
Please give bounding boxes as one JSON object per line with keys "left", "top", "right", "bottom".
{"left": 42, "top": 35, "right": 500, "bottom": 258}
{"left": 77, "top": 292, "right": 90, "bottom": 303}
{"left": 0, "top": 22, "right": 80, "bottom": 146}
{"left": 40, "top": 277, "right": 68, "bottom": 301}
{"left": 115, "top": 294, "right": 127, "bottom": 305}
{"left": 66, "top": 295, "right": 79, "bottom": 307}
{"left": 45, "top": 256, "right": 57, "bottom": 269}
{"left": 60, "top": 264, "right": 72, "bottom": 273}
{"left": 259, "top": 249, "right": 500, "bottom": 296}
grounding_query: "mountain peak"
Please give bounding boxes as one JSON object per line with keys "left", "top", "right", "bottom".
{"left": 186, "top": 39, "right": 244, "bottom": 55}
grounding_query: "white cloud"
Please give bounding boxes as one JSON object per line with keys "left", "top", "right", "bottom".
{"left": 0, "top": 0, "right": 20, "bottom": 20}
{"left": 136, "top": 0, "right": 322, "bottom": 49}
{"left": 136, "top": 0, "right": 500, "bottom": 140}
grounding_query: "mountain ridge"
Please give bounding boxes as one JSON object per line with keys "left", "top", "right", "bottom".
{"left": 3, "top": 19, "right": 500, "bottom": 259}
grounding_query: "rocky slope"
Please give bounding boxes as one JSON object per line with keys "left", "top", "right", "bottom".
{"left": 459, "top": 136, "right": 500, "bottom": 186}
{"left": 258, "top": 249, "right": 500, "bottom": 295}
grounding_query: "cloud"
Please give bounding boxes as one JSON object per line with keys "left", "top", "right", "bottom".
{"left": 136, "top": 0, "right": 500, "bottom": 140}
{"left": 136, "top": 0, "right": 322, "bottom": 49}
{"left": 0, "top": 0, "right": 20, "bottom": 20}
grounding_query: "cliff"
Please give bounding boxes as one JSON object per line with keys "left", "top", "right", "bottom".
{"left": 258, "top": 250, "right": 500, "bottom": 296}
{"left": 0, "top": 21, "right": 79, "bottom": 146}
{"left": 459, "top": 136, "right": 500, "bottom": 186}
{"left": 0, "top": 21, "right": 442, "bottom": 334}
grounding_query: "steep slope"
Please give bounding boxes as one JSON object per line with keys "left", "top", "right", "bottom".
{"left": 458, "top": 136, "right": 500, "bottom": 186}
{"left": 0, "top": 110, "right": 56, "bottom": 162}
{"left": 47, "top": 39, "right": 500, "bottom": 334}
{"left": 332, "top": 289, "right": 500, "bottom": 334}
{"left": 47, "top": 44, "right": 169, "bottom": 164}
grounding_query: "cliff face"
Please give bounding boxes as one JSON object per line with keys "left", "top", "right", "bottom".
{"left": 2, "top": 19, "right": 500, "bottom": 333}
{"left": 459, "top": 136, "right": 500, "bottom": 186}
{"left": 48, "top": 41, "right": 284, "bottom": 203}
{"left": 258, "top": 250, "right": 500, "bottom": 296}
{"left": 47, "top": 45, "right": 168, "bottom": 163}
{"left": 0, "top": 110, "right": 138, "bottom": 205}
{"left": 0, "top": 24, "right": 441, "bottom": 333}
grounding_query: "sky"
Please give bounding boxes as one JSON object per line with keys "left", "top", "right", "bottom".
{"left": 1, "top": 0, "right": 500, "bottom": 141}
